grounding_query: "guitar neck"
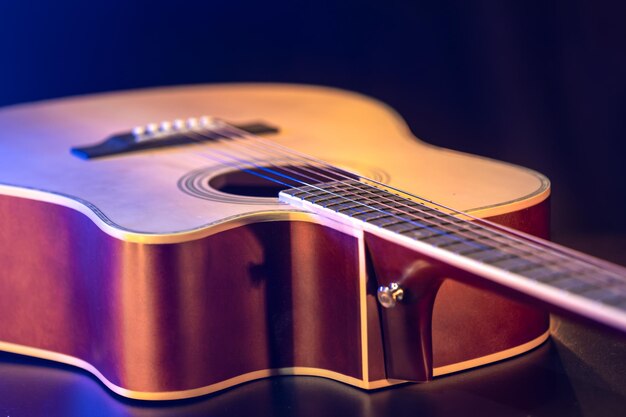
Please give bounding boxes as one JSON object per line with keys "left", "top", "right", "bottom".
{"left": 279, "top": 178, "right": 626, "bottom": 332}
{"left": 72, "top": 117, "right": 626, "bottom": 331}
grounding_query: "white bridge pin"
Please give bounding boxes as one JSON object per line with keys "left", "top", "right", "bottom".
{"left": 199, "top": 115, "right": 215, "bottom": 127}
{"left": 146, "top": 123, "right": 159, "bottom": 135}
{"left": 172, "top": 119, "right": 185, "bottom": 130}
{"left": 131, "top": 126, "right": 145, "bottom": 137}
{"left": 159, "top": 121, "right": 172, "bottom": 132}
{"left": 186, "top": 117, "right": 198, "bottom": 129}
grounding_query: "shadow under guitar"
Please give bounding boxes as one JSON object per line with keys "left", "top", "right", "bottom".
{"left": 0, "top": 316, "right": 624, "bottom": 417}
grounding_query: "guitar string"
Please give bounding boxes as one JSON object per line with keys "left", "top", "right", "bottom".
{"left": 171, "top": 124, "right": 626, "bottom": 289}
{"left": 180, "top": 129, "right": 539, "bottom": 265}
{"left": 211, "top": 125, "right": 626, "bottom": 282}
{"left": 186, "top": 128, "right": 510, "bottom": 255}
{"left": 192, "top": 124, "right": 626, "bottom": 284}
{"left": 158, "top": 135, "right": 626, "bottom": 310}
{"left": 128, "top": 120, "right": 625, "bottom": 296}
{"left": 189, "top": 127, "right": 514, "bottom": 251}
{"left": 174, "top": 123, "right": 625, "bottom": 289}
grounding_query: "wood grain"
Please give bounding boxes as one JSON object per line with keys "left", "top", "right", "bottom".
{"left": 0, "top": 84, "right": 552, "bottom": 399}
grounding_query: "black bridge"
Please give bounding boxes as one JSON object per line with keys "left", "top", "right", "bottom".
{"left": 71, "top": 119, "right": 279, "bottom": 159}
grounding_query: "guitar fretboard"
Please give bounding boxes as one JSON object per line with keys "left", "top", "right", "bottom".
{"left": 280, "top": 179, "right": 626, "bottom": 314}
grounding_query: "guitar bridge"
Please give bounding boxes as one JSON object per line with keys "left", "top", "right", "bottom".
{"left": 70, "top": 118, "right": 279, "bottom": 159}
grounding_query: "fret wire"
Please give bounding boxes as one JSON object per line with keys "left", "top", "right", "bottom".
{"left": 184, "top": 126, "right": 626, "bottom": 301}
{"left": 292, "top": 158, "right": 584, "bottom": 278}
{"left": 258, "top": 158, "right": 625, "bottom": 302}
{"left": 374, "top": 181, "right": 608, "bottom": 287}
{"left": 187, "top": 126, "right": 626, "bottom": 307}
{"left": 293, "top": 180, "right": 626, "bottom": 297}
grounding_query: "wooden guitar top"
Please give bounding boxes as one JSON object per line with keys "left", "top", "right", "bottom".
{"left": 0, "top": 83, "right": 549, "bottom": 241}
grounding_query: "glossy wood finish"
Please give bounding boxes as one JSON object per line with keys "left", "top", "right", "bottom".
{"left": 0, "top": 84, "right": 554, "bottom": 399}
{"left": 0, "top": 193, "right": 366, "bottom": 394}
{"left": 364, "top": 199, "right": 550, "bottom": 382}
{"left": 0, "top": 190, "right": 550, "bottom": 398}
{"left": 0, "top": 84, "right": 549, "bottom": 240}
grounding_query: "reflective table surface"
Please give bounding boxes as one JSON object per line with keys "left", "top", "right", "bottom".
{"left": 1, "top": 316, "right": 624, "bottom": 417}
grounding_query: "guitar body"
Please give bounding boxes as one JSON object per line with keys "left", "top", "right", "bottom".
{"left": 0, "top": 84, "right": 550, "bottom": 400}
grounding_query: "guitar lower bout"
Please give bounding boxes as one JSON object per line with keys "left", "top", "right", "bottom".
{"left": 0, "top": 189, "right": 550, "bottom": 400}
{"left": 0, "top": 83, "right": 558, "bottom": 400}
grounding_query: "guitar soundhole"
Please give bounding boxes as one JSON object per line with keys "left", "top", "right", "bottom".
{"left": 209, "top": 165, "right": 358, "bottom": 198}
{"left": 179, "top": 163, "right": 386, "bottom": 203}
{"left": 209, "top": 168, "right": 288, "bottom": 198}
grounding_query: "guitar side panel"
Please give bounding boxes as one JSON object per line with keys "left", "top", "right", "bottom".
{"left": 0, "top": 194, "right": 364, "bottom": 399}
{"left": 0, "top": 191, "right": 550, "bottom": 399}
{"left": 0, "top": 83, "right": 550, "bottom": 237}
{"left": 432, "top": 198, "right": 551, "bottom": 370}
{"left": 364, "top": 198, "right": 551, "bottom": 382}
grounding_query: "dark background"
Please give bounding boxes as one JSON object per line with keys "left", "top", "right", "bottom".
{"left": 1, "top": 0, "right": 625, "bottom": 257}
{"left": 0, "top": 2, "right": 625, "bottom": 415}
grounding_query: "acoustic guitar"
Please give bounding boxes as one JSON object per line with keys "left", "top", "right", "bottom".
{"left": 0, "top": 84, "right": 624, "bottom": 400}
